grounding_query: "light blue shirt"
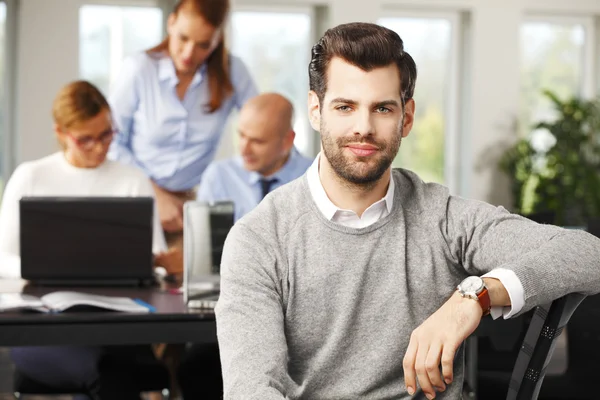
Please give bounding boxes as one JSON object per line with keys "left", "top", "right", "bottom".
{"left": 197, "top": 147, "right": 313, "bottom": 221}
{"left": 108, "top": 52, "right": 258, "bottom": 192}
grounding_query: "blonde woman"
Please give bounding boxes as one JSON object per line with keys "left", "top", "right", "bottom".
{"left": 0, "top": 80, "right": 178, "bottom": 399}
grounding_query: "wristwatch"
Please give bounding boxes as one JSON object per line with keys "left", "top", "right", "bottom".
{"left": 457, "top": 276, "right": 491, "bottom": 316}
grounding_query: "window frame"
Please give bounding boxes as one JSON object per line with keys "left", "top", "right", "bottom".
{"left": 77, "top": 0, "right": 165, "bottom": 95}
{"left": 378, "top": 9, "right": 463, "bottom": 193}
{"left": 2, "top": 0, "right": 17, "bottom": 182}
{"left": 77, "top": 0, "right": 162, "bottom": 8}
{"left": 227, "top": 4, "right": 318, "bottom": 157}
{"left": 521, "top": 14, "right": 596, "bottom": 100}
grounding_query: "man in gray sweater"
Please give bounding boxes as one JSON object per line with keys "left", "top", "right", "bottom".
{"left": 215, "top": 22, "right": 600, "bottom": 400}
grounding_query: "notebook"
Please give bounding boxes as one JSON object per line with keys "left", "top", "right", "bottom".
{"left": 183, "top": 201, "right": 234, "bottom": 309}
{"left": 0, "top": 291, "right": 154, "bottom": 313}
{"left": 20, "top": 197, "right": 155, "bottom": 286}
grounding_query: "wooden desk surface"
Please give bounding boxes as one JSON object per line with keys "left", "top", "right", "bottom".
{"left": 0, "top": 279, "right": 217, "bottom": 347}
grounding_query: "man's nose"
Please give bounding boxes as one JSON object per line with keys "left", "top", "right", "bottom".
{"left": 353, "top": 110, "right": 375, "bottom": 137}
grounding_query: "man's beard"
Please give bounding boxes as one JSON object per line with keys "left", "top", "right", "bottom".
{"left": 320, "top": 117, "right": 403, "bottom": 188}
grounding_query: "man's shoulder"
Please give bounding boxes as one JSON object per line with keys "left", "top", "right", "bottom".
{"left": 392, "top": 168, "right": 502, "bottom": 221}
{"left": 268, "top": 175, "right": 307, "bottom": 202}
{"left": 203, "top": 157, "right": 244, "bottom": 181}
{"left": 391, "top": 168, "right": 450, "bottom": 213}
{"left": 297, "top": 153, "right": 314, "bottom": 170}
{"left": 235, "top": 177, "right": 309, "bottom": 233}
{"left": 207, "top": 157, "right": 240, "bottom": 171}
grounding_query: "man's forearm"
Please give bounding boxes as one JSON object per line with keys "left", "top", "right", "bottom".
{"left": 483, "top": 277, "right": 511, "bottom": 307}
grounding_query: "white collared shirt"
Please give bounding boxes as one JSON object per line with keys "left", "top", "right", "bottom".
{"left": 307, "top": 155, "right": 395, "bottom": 229}
{"left": 305, "top": 154, "right": 524, "bottom": 319}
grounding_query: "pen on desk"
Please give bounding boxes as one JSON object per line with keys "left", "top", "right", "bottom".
{"left": 133, "top": 298, "right": 156, "bottom": 313}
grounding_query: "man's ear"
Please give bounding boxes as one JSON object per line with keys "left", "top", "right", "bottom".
{"left": 308, "top": 90, "right": 321, "bottom": 132}
{"left": 281, "top": 129, "right": 295, "bottom": 153}
{"left": 401, "top": 99, "right": 416, "bottom": 138}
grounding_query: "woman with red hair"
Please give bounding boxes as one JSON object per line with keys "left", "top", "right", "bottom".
{"left": 109, "top": 0, "right": 258, "bottom": 250}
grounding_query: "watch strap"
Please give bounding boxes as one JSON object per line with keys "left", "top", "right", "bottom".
{"left": 477, "top": 287, "right": 491, "bottom": 316}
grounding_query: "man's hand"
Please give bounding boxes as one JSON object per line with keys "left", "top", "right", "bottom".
{"left": 154, "top": 247, "right": 183, "bottom": 276}
{"left": 153, "top": 183, "right": 185, "bottom": 232}
{"left": 403, "top": 292, "right": 483, "bottom": 399}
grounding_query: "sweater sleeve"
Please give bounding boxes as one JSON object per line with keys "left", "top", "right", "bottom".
{"left": 443, "top": 195, "right": 600, "bottom": 315}
{"left": 215, "top": 222, "right": 289, "bottom": 399}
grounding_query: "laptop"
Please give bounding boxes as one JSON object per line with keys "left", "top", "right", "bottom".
{"left": 20, "top": 197, "right": 156, "bottom": 286}
{"left": 183, "top": 201, "right": 234, "bottom": 309}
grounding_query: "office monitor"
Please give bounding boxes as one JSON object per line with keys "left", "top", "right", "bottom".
{"left": 183, "top": 201, "right": 234, "bottom": 307}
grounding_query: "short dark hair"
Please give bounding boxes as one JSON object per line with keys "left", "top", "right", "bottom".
{"left": 309, "top": 22, "right": 417, "bottom": 105}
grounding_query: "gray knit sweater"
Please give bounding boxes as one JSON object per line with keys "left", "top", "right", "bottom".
{"left": 215, "top": 169, "right": 600, "bottom": 399}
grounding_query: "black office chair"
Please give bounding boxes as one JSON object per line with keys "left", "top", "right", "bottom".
{"left": 469, "top": 311, "right": 534, "bottom": 399}
{"left": 464, "top": 293, "right": 587, "bottom": 400}
{"left": 12, "top": 357, "right": 171, "bottom": 399}
{"left": 506, "top": 293, "right": 586, "bottom": 400}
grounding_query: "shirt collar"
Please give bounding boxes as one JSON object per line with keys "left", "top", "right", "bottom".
{"left": 158, "top": 55, "right": 205, "bottom": 87}
{"left": 307, "top": 153, "right": 395, "bottom": 221}
{"left": 246, "top": 146, "right": 302, "bottom": 186}
{"left": 158, "top": 56, "right": 176, "bottom": 82}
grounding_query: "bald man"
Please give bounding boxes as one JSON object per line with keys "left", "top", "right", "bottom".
{"left": 197, "top": 93, "right": 313, "bottom": 221}
{"left": 178, "top": 94, "right": 311, "bottom": 399}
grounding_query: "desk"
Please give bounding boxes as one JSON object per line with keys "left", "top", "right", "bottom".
{"left": 0, "top": 279, "right": 217, "bottom": 347}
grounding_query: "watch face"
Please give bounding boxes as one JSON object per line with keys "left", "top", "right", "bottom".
{"left": 461, "top": 276, "right": 484, "bottom": 293}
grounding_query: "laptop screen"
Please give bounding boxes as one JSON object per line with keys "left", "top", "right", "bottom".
{"left": 19, "top": 197, "right": 154, "bottom": 282}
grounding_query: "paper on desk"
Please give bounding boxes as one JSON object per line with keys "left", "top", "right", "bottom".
{"left": 0, "top": 293, "right": 49, "bottom": 312}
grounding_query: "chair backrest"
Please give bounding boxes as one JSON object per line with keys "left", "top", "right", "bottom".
{"left": 506, "top": 293, "right": 587, "bottom": 400}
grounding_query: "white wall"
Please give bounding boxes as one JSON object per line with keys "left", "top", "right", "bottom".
{"left": 16, "top": 0, "right": 80, "bottom": 162}
{"left": 13, "top": 0, "right": 600, "bottom": 206}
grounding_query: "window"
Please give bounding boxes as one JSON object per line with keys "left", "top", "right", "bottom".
{"left": 230, "top": 9, "right": 314, "bottom": 156}
{"left": 378, "top": 15, "right": 456, "bottom": 185}
{"left": 520, "top": 18, "right": 589, "bottom": 138}
{"left": 79, "top": 5, "right": 163, "bottom": 95}
{"left": 0, "top": 1, "right": 6, "bottom": 196}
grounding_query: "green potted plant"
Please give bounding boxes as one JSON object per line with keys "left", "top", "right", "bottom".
{"left": 499, "top": 90, "right": 600, "bottom": 226}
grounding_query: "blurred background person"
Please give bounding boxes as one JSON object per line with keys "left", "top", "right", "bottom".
{"left": 108, "top": 0, "right": 258, "bottom": 249}
{"left": 0, "top": 80, "right": 177, "bottom": 400}
{"left": 197, "top": 92, "right": 313, "bottom": 222}
{"left": 178, "top": 93, "right": 311, "bottom": 399}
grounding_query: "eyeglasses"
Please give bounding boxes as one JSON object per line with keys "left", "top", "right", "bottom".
{"left": 63, "top": 128, "right": 116, "bottom": 151}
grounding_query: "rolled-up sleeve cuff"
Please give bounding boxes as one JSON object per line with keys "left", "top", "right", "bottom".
{"left": 482, "top": 268, "right": 525, "bottom": 320}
